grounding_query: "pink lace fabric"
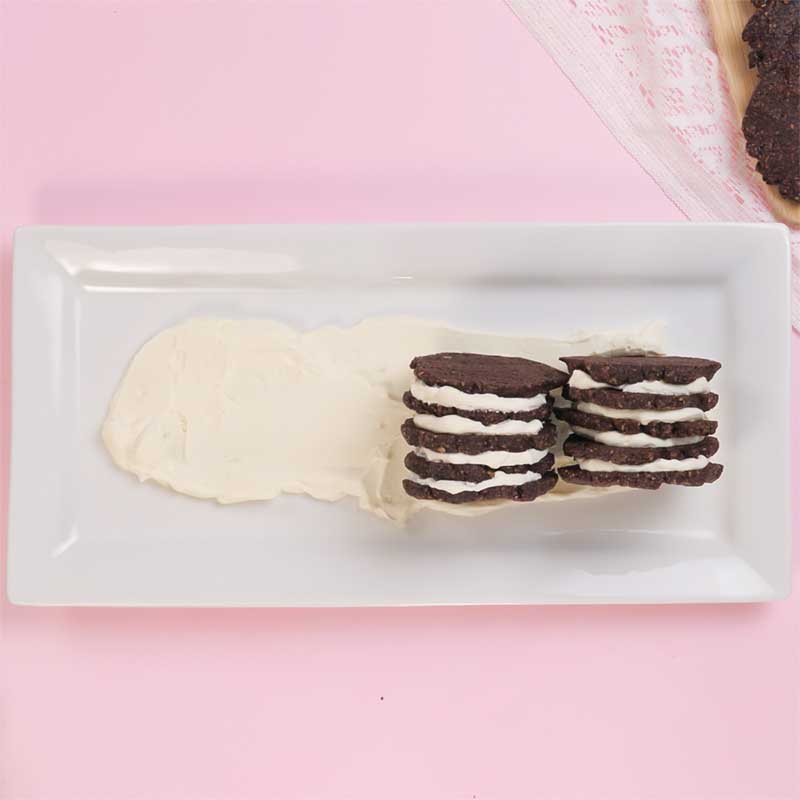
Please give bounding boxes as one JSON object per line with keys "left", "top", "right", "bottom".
{"left": 506, "top": 0, "right": 800, "bottom": 331}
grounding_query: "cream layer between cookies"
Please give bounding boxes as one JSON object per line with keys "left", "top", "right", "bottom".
{"left": 410, "top": 377, "right": 547, "bottom": 413}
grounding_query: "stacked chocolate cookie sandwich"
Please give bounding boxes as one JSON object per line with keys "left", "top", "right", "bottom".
{"left": 401, "top": 353, "right": 567, "bottom": 503}
{"left": 555, "top": 355, "right": 723, "bottom": 489}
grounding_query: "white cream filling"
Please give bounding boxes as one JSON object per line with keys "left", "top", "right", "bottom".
{"left": 411, "top": 470, "right": 542, "bottom": 494}
{"left": 413, "top": 414, "right": 544, "bottom": 435}
{"left": 414, "top": 446, "right": 549, "bottom": 468}
{"left": 577, "top": 455, "right": 709, "bottom": 473}
{"left": 568, "top": 369, "right": 711, "bottom": 395}
{"left": 571, "top": 426, "right": 703, "bottom": 448}
{"left": 576, "top": 402, "right": 706, "bottom": 424}
{"left": 410, "top": 377, "right": 547, "bottom": 413}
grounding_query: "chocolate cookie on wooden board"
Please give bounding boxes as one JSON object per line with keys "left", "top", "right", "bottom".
{"left": 744, "top": 0, "right": 800, "bottom": 75}
{"left": 563, "top": 435, "right": 719, "bottom": 465}
{"left": 401, "top": 419, "right": 558, "bottom": 455}
{"left": 559, "top": 355, "right": 721, "bottom": 385}
{"left": 742, "top": 61, "right": 800, "bottom": 203}
{"left": 558, "top": 462, "right": 724, "bottom": 489}
{"left": 405, "top": 451, "right": 555, "bottom": 483}
{"left": 402, "top": 391, "right": 553, "bottom": 424}
{"left": 742, "top": 0, "right": 800, "bottom": 203}
{"left": 411, "top": 353, "right": 568, "bottom": 397}
{"left": 404, "top": 471, "right": 559, "bottom": 504}
{"left": 562, "top": 385, "right": 719, "bottom": 411}
{"left": 554, "top": 406, "right": 719, "bottom": 438}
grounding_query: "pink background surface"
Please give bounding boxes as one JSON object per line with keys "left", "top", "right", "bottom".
{"left": 0, "top": 2, "right": 797, "bottom": 799}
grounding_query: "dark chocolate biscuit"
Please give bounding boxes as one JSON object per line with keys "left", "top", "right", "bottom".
{"left": 563, "top": 385, "right": 719, "bottom": 411}
{"left": 401, "top": 418, "right": 558, "bottom": 455}
{"left": 411, "top": 353, "right": 568, "bottom": 397}
{"left": 558, "top": 462, "right": 724, "bottom": 489}
{"left": 405, "top": 451, "right": 555, "bottom": 483}
{"left": 743, "top": 0, "right": 800, "bottom": 76}
{"left": 742, "top": 60, "right": 800, "bottom": 202}
{"left": 402, "top": 390, "right": 554, "bottom": 424}
{"left": 742, "top": 0, "right": 800, "bottom": 202}
{"left": 563, "top": 434, "right": 719, "bottom": 465}
{"left": 404, "top": 471, "right": 559, "bottom": 504}
{"left": 559, "top": 355, "right": 721, "bottom": 386}
{"left": 554, "top": 406, "right": 719, "bottom": 438}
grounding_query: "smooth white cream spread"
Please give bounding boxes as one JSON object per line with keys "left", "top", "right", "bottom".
{"left": 413, "top": 414, "right": 544, "bottom": 435}
{"left": 571, "top": 426, "right": 703, "bottom": 448}
{"left": 576, "top": 402, "right": 706, "bottom": 424}
{"left": 568, "top": 369, "right": 710, "bottom": 395}
{"left": 103, "top": 317, "right": 662, "bottom": 522}
{"left": 577, "top": 455, "right": 709, "bottom": 473}
{"left": 410, "top": 377, "right": 547, "bottom": 413}
{"left": 411, "top": 470, "right": 542, "bottom": 494}
{"left": 415, "top": 446, "right": 548, "bottom": 468}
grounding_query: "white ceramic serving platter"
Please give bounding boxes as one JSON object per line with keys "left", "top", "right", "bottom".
{"left": 7, "top": 223, "right": 792, "bottom": 606}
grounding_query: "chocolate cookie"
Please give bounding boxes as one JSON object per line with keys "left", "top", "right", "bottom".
{"left": 563, "top": 385, "right": 719, "bottom": 411}
{"left": 402, "top": 390, "right": 554, "bottom": 424}
{"left": 411, "top": 353, "right": 568, "bottom": 397}
{"left": 563, "top": 434, "right": 719, "bottom": 465}
{"left": 559, "top": 355, "right": 721, "bottom": 385}
{"left": 404, "top": 471, "right": 559, "bottom": 504}
{"left": 743, "top": 0, "right": 800, "bottom": 76}
{"left": 742, "top": 60, "right": 800, "bottom": 202}
{"left": 742, "top": 0, "right": 800, "bottom": 202}
{"left": 401, "top": 418, "right": 558, "bottom": 455}
{"left": 554, "top": 406, "right": 719, "bottom": 438}
{"left": 558, "top": 462, "right": 724, "bottom": 489}
{"left": 405, "top": 451, "right": 555, "bottom": 483}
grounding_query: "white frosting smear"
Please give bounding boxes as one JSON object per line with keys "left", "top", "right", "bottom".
{"left": 576, "top": 402, "right": 706, "bottom": 424}
{"left": 415, "top": 446, "right": 548, "bottom": 468}
{"left": 103, "top": 317, "right": 663, "bottom": 522}
{"left": 569, "top": 369, "right": 711, "bottom": 395}
{"left": 410, "top": 377, "right": 547, "bottom": 413}
{"left": 577, "top": 455, "right": 709, "bottom": 473}
{"left": 413, "top": 414, "right": 544, "bottom": 435}
{"left": 411, "top": 470, "right": 542, "bottom": 494}
{"left": 571, "top": 426, "right": 704, "bottom": 448}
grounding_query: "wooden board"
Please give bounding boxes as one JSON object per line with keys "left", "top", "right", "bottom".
{"left": 706, "top": 0, "right": 800, "bottom": 227}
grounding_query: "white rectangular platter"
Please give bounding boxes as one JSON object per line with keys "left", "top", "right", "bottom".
{"left": 7, "top": 223, "right": 792, "bottom": 605}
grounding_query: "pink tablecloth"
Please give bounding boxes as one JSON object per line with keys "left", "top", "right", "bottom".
{"left": 0, "top": 3, "right": 797, "bottom": 799}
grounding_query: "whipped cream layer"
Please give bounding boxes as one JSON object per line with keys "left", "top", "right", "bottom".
{"left": 415, "top": 446, "right": 548, "bottom": 468}
{"left": 568, "top": 369, "right": 711, "bottom": 395}
{"left": 571, "top": 426, "right": 704, "bottom": 448}
{"left": 410, "top": 377, "right": 547, "bottom": 413}
{"left": 576, "top": 402, "right": 706, "bottom": 424}
{"left": 413, "top": 414, "right": 544, "bottom": 435}
{"left": 577, "top": 455, "right": 710, "bottom": 473}
{"left": 411, "top": 470, "right": 542, "bottom": 494}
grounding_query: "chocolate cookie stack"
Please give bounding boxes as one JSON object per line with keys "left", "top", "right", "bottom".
{"left": 401, "top": 353, "right": 567, "bottom": 503}
{"left": 555, "top": 355, "right": 724, "bottom": 489}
